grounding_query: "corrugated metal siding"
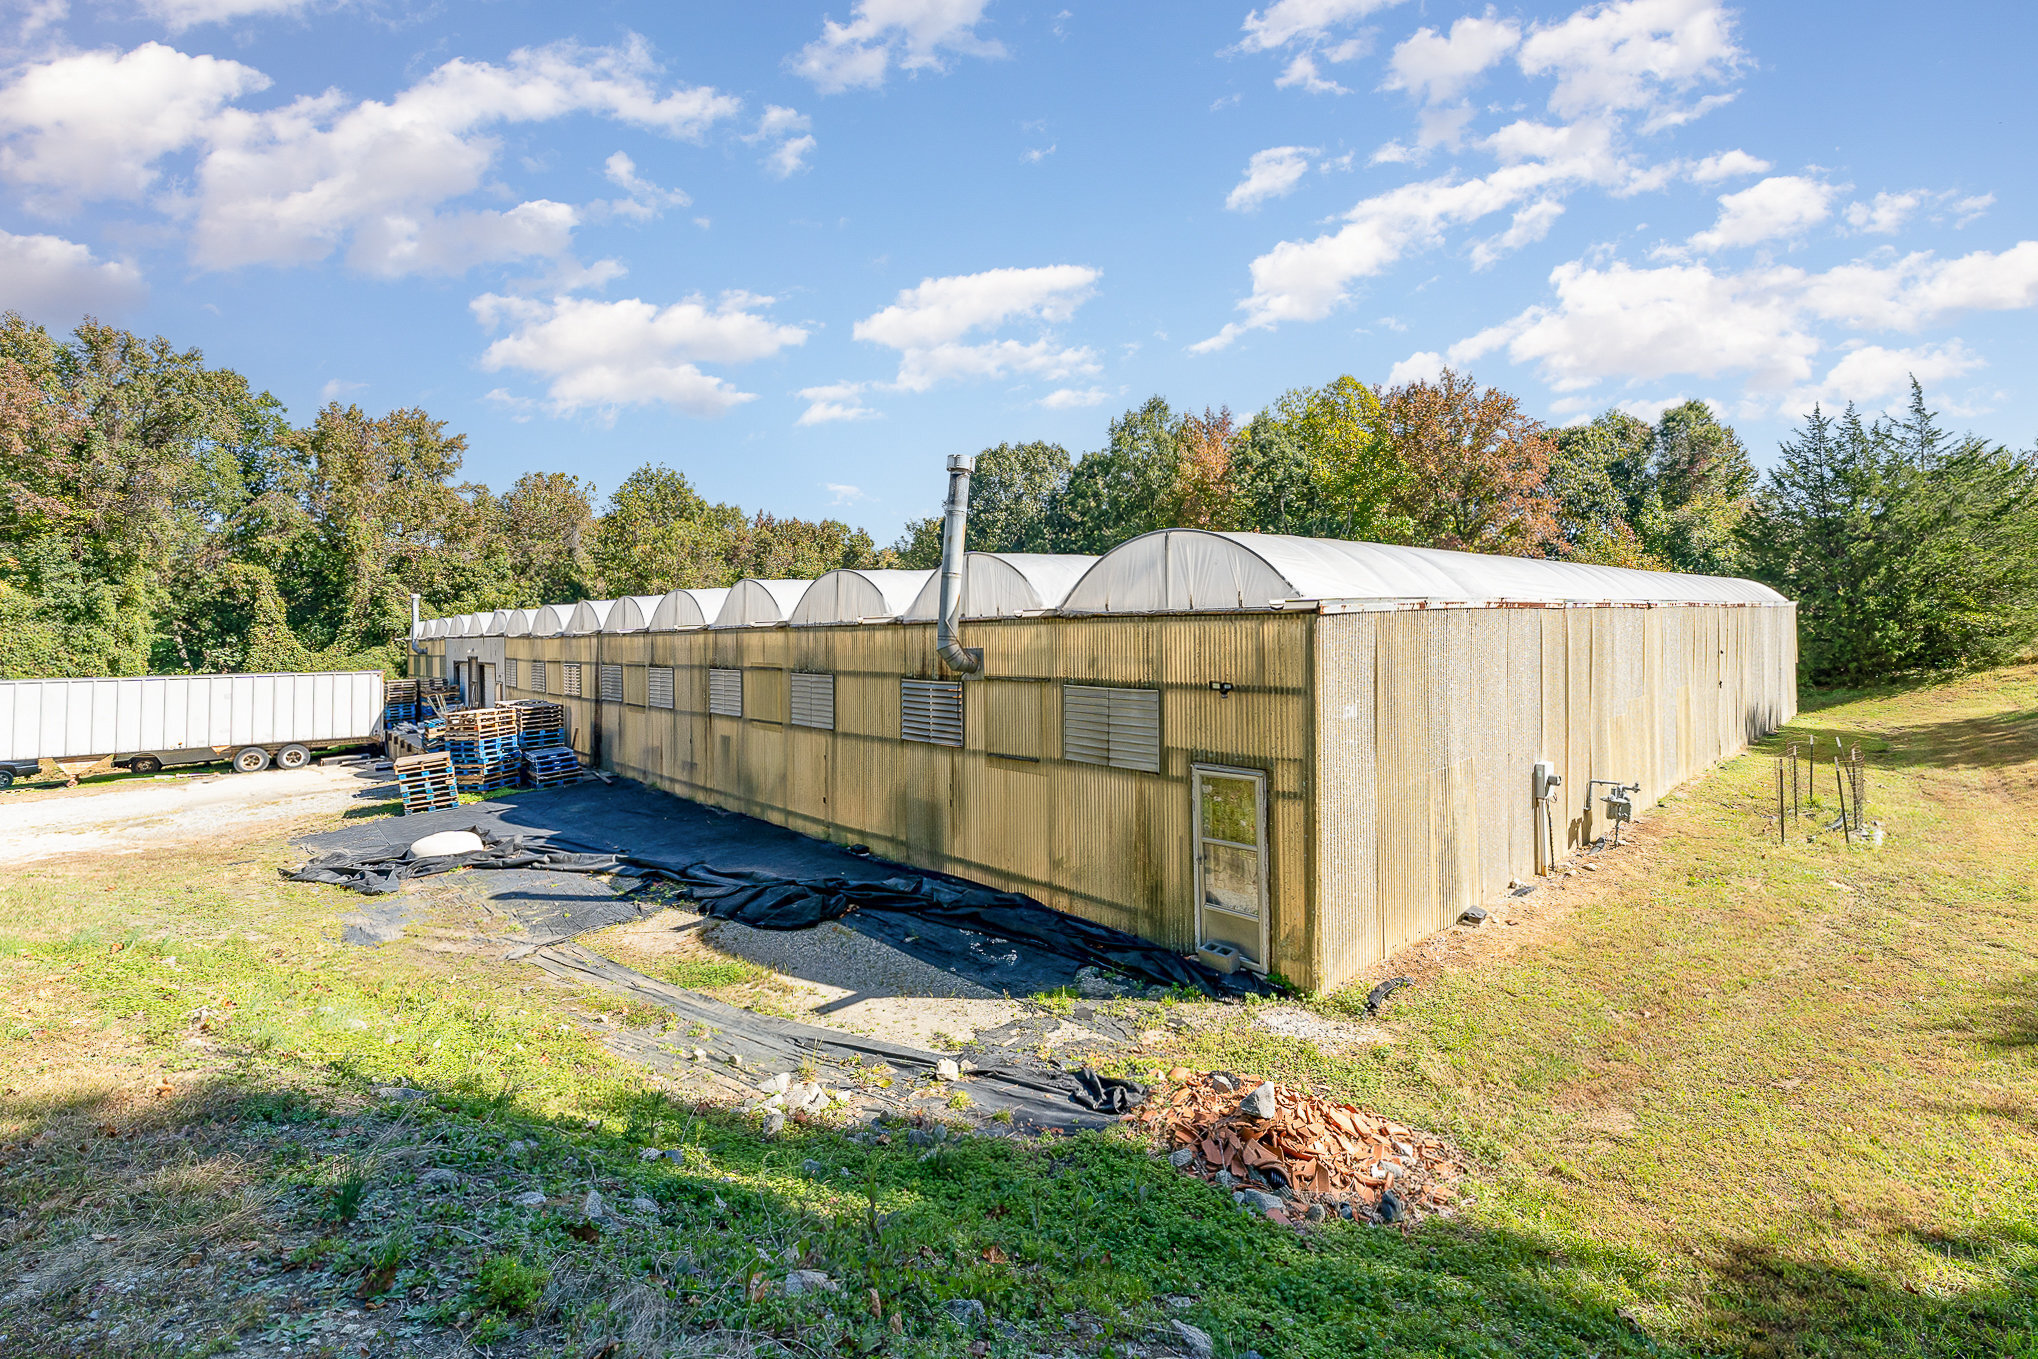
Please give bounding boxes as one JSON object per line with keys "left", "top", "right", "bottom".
{"left": 1312, "top": 601, "right": 1796, "bottom": 985}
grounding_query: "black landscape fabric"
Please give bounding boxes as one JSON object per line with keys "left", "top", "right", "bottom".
{"left": 286, "top": 823, "right": 1273, "bottom": 1000}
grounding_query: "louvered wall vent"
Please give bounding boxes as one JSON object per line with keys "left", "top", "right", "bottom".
{"left": 561, "top": 662, "right": 583, "bottom": 698}
{"left": 790, "top": 672, "right": 835, "bottom": 729}
{"left": 1062, "top": 684, "right": 1161, "bottom": 772}
{"left": 901, "top": 679, "right": 963, "bottom": 747}
{"left": 599, "top": 663, "right": 623, "bottom": 702}
{"left": 530, "top": 660, "right": 547, "bottom": 694}
{"left": 647, "top": 666, "right": 675, "bottom": 710}
{"left": 708, "top": 667, "right": 742, "bottom": 717}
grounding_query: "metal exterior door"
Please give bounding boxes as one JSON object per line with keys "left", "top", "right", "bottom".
{"left": 1193, "top": 764, "right": 1269, "bottom": 972}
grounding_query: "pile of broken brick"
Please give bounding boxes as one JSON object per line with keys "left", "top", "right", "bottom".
{"left": 1132, "top": 1069, "right": 1464, "bottom": 1227}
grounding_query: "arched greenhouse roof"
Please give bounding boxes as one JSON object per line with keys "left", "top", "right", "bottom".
{"left": 714, "top": 579, "right": 811, "bottom": 627}
{"left": 500, "top": 608, "right": 537, "bottom": 637}
{"left": 528, "top": 604, "right": 572, "bottom": 637}
{"left": 564, "top": 600, "right": 615, "bottom": 635}
{"left": 902, "top": 552, "right": 1098, "bottom": 621}
{"left": 1058, "top": 530, "right": 1790, "bottom": 613}
{"left": 602, "top": 595, "right": 665, "bottom": 633}
{"left": 649, "top": 588, "right": 730, "bottom": 630}
{"left": 789, "top": 569, "right": 935, "bottom": 625}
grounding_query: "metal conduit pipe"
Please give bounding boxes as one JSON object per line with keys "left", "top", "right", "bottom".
{"left": 936, "top": 452, "right": 982, "bottom": 674}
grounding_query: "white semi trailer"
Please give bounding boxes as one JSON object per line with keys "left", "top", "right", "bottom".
{"left": 0, "top": 671, "right": 385, "bottom": 786}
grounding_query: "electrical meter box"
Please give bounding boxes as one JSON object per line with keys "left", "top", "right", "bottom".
{"left": 1533, "top": 760, "right": 1562, "bottom": 800}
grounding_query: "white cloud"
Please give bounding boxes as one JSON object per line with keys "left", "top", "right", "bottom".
{"left": 1844, "top": 190, "right": 1921, "bottom": 236}
{"left": 473, "top": 291, "right": 807, "bottom": 417}
{"left": 1689, "top": 148, "right": 1768, "bottom": 182}
{"left": 825, "top": 482, "right": 870, "bottom": 503}
{"left": 1436, "top": 241, "right": 2038, "bottom": 405}
{"left": 1468, "top": 196, "right": 1565, "bottom": 268}
{"left": 1516, "top": 0, "right": 1744, "bottom": 121}
{"left": 1786, "top": 341, "right": 1983, "bottom": 412}
{"left": 0, "top": 228, "right": 146, "bottom": 322}
{"left": 1449, "top": 258, "right": 1818, "bottom": 392}
{"left": 1384, "top": 13, "right": 1520, "bottom": 104}
{"left": 797, "top": 381, "right": 879, "bottom": 425}
{"left": 0, "top": 39, "right": 743, "bottom": 279}
{"left": 138, "top": 0, "right": 321, "bottom": 29}
{"left": 791, "top": 0, "right": 1004, "bottom": 94}
{"left": 1022, "top": 143, "right": 1056, "bottom": 163}
{"left": 1385, "top": 349, "right": 1443, "bottom": 385}
{"left": 1275, "top": 54, "right": 1347, "bottom": 95}
{"left": 1040, "top": 386, "right": 1109, "bottom": 409}
{"left": 853, "top": 264, "right": 1101, "bottom": 394}
{"left": 1226, "top": 145, "right": 1314, "bottom": 211}
{"left": 601, "top": 151, "right": 689, "bottom": 221}
{"left": 319, "top": 377, "right": 365, "bottom": 401}
{"left": 1238, "top": 0, "right": 1404, "bottom": 53}
{"left": 1687, "top": 174, "right": 1836, "bottom": 252}
{"left": 0, "top": 42, "right": 268, "bottom": 212}
{"left": 747, "top": 105, "right": 815, "bottom": 177}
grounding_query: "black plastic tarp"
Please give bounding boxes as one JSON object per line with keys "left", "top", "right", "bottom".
{"left": 285, "top": 827, "right": 1271, "bottom": 999}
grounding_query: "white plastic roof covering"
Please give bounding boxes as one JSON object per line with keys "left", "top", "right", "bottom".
{"left": 602, "top": 595, "right": 664, "bottom": 633}
{"left": 714, "top": 579, "right": 811, "bottom": 627}
{"left": 1059, "top": 530, "right": 1790, "bottom": 613}
{"left": 456, "top": 613, "right": 485, "bottom": 637}
{"left": 789, "top": 569, "right": 935, "bottom": 625}
{"left": 649, "top": 588, "right": 729, "bottom": 630}
{"left": 487, "top": 610, "right": 518, "bottom": 635}
{"left": 528, "top": 603, "right": 572, "bottom": 637}
{"left": 476, "top": 611, "right": 507, "bottom": 637}
{"left": 565, "top": 600, "right": 615, "bottom": 634}
{"left": 902, "top": 552, "right": 1098, "bottom": 620}
{"left": 501, "top": 608, "right": 536, "bottom": 637}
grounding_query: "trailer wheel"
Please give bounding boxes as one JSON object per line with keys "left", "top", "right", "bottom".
{"left": 276, "top": 743, "right": 312, "bottom": 770}
{"left": 232, "top": 746, "right": 272, "bottom": 774}
{"left": 0, "top": 769, "right": 12, "bottom": 789}
{"left": 129, "top": 754, "right": 163, "bottom": 775}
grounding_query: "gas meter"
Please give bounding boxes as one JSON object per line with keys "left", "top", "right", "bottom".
{"left": 1584, "top": 778, "right": 1641, "bottom": 843}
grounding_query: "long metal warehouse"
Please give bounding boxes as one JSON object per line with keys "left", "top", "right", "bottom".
{"left": 417, "top": 527, "right": 1794, "bottom": 992}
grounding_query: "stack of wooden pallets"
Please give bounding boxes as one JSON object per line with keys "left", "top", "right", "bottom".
{"left": 510, "top": 699, "right": 568, "bottom": 748}
{"left": 393, "top": 751, "right": 459, "bottom": 814}
{"left": 445, "top": 707, "right": 519, "bottom": 792}
{"left": 383, "top": 678, "right": 419, "bottom": 725}
{"left": 520, "top": 743, "right": 584, "bottom": 790}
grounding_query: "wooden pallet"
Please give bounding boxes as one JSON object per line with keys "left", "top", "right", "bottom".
{"left": 393, "top": 751, "right": 459, "bottom": 814}
{"left": 447, "top": 706, "right": 519, "bottom": 738}
{"left": 520, "top": 743, "right": 583, "bottom": 788}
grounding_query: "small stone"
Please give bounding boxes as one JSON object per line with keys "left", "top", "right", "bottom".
{"left": 1339, "top": 1202, "right": 1355, "bottom": 1220}
{"left": 691, "top": 1047, "right": 707, "bottom": 1062}
{"left": 787, "top": 1081, "right": 826, "bottom": 1112}
{"left": 763, "top": 1112, "right": 786, "bottom": 1138}
{"left": 417, "top": 1168, "right": 458, "bottom": 1190}
{"left": 504, "top": 1139, "right": 533, "bottom": 1156}
{"left": 372, "top": 1086, "right": 427, "bottom": 1102}
{"left": 1237, "top": 1188, "right": 1283, "bottom": 1215}
{"left": 784, "top": 1269, "right": 838, "bottom": 1297}
{"left": 1378, "top": 1189, "right": 1405, "bottom": 1224}
{"left": 1238, "top": 1081, "right": 1278, "bottom": 1120}
{"left": 630, "top": 1196, "right": 659, "bottom": 1216}
{"left": 638, "top": 1147, "right": 664, "bottom": 1162}
{"left": 513, "top": 1191, "right": 546, "bottom": 1208}
{"left": 1392, "top": 1139, "right": 1415, "bottom": 1158}
{"left": 1458, "top": 906, "right": 1489, "bottom": 925}
{"left": 1169, "top": 1319, "right": 1215, "bottom": 1359}
{"left": 583, "top": 1189, "right": 606, "bottom": 1220}
{"left": 759, "top": 1072, "right": 792, "bottom": 1095}
{"left": 942, "top": 1298, "right": 987, "bottom": 1328}
{"left": 1208, "top": 1073, "right": 1236, "bottom": 1093}
{"left": 802, "top": 1159, "right": 827, "bottom": 1178}
{"left": 1304, "top": 1203, "right": 1327, "bottom": 1222}
{"left": 934, "top": 1059, "right": 961, "bottom": 1081}
{"left": 1213, "top": 1170, "right": 1236, "bottom": 1190}
{"left": 1168, "top": 1147, "right": 1197, "bottom": 1170}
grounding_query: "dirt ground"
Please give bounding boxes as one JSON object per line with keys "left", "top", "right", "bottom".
{"left": 0, "top": 764, "right": 387, "bottom": 867}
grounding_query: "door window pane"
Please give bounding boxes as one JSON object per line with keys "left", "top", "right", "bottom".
{"left": 1200, "top": 842, "right": 1261, "bottom": 919}
{"left": 1200, "top": 775, "right": 1258, "bottom": 845}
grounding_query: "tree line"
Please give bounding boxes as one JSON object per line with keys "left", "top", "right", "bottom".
{"left": 4, "top": 310, "right": 2034, "bottom": 687}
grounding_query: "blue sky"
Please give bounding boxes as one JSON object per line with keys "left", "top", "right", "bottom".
{"left": 3, "top": 0, "right": 2034, "bottom": 539}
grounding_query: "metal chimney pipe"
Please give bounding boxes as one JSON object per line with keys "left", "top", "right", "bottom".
{"left": 936, "top": 453, "right": 982, "bottom": 674}
{"left": 409, "top": 593, "right": 425, "bottom": 654}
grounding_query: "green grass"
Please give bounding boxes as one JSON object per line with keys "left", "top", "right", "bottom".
{"left": 0, "top": 666, "right": 2034, "bottom": 1356}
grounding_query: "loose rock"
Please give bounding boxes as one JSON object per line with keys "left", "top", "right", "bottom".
{"left": 582, "top": 1189, "right": 606, "bottom": 1220}
{"left": 417, "top": 1168, "right": 459, "bottom": 1191}
{"left": 1169, "top": 1320, "right": 1216, "bottom": 1359}
{"left": 784, "top": 1270, "right": 838, "bottom": 1297}
{"left": 1168, "top": 1147, "right": 1197, "bottom": 1169}
{"left": 513, "top": 1191, "right": 546, "bottom": 1208}
{"left": 943, "top": 1298, "right": 987, "bottom": 1328}
{"left": 630, "top": 1197, "right": 659, "bottom": 1216}
{"left": 934, "top": 1059, "right": 961, "bottom": 1081}
{"left": 1238, "top": 1081, "right": 1278, "bottom": 1121}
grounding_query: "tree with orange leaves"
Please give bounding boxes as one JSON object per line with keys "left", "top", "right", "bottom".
{"left": 1378, "top": 368, "right": 1560, "bottom": 556}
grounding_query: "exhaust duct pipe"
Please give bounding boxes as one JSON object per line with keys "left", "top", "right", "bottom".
{"left": 409, "top": 593, "right": 425, "bottom": 654}
{"left": 936, "top": 453, "right": 982, "bottom": 674}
